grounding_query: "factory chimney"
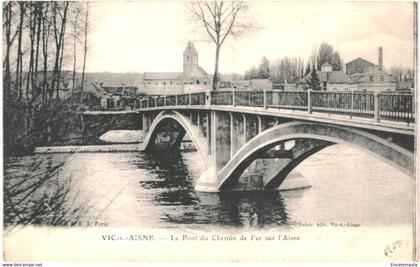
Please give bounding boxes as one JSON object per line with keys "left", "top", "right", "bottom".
{"left": 378, "top": 47, "right": 383, "bottom": 71}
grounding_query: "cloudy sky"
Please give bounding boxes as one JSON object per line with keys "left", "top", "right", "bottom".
{"left": 86, "top": 1, "right": 415, "bottom": 74}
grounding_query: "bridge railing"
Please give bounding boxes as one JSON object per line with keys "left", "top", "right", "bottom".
{"left": 140, "top": 99, "right": 148, "bottom": 108}
{"left": 138, "top": 92, "right": 207, "bottom": 108}
{"left": 310, "top": 91, "right": 375, "bottom": 118}
{"left": 191, "top": 92, "right": 206, "bottom": 105}
{"left": 379, "top": 92, "right": 414, "bottom": 123}
{"left": 267, "top": 91, "right": 308, "bottom": 110}
{"left": 166, "top": 95, "right": 176, "bottom": 106}
{"left": 156, "top": 96, "right": 165, "bottom": 107}
{"left": 211, "top": 91, "right": 233, "bottom": 105}
{"left": 136, "top": 90, "right": 414, "bottom": 124}
{"left": 177, "top": 94, "right": 190, "bottom": 105}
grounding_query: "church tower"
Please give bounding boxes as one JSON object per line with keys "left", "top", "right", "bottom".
{"left": 183, "top": 41, "right": 198, "bottom": 73}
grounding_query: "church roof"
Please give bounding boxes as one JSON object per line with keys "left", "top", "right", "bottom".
{"left": 143, "top": 72, "right": 183, "bottom": 80}
{"left": 180, "top": 66, "right": 210, "bottom": 81}
{"left": 184, "top": 41, "right": 198, "bottom": 55}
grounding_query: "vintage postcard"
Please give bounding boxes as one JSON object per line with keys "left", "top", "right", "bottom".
{"left": 2, "top": 0, "right": 418, "bottom": 263}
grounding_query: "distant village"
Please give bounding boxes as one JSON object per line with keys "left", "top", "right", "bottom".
{"left": 48, "top": 42, "right": 414, "bottom": 110}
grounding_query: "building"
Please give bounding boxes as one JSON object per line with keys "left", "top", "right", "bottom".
{"left": 273, "top": 82, "right": 298, "bottom": 91}
{"left": 101, "top": 85, "right": 138, "bottom": 98}
{"left": 99, "top": 84, "right": 139, "bottom": 108}
{"left": 219, "top": 76, "right": 273, "bottom": 91}
{"left": 296, "top": 47, "right": 397, "bottom": 92}
{"left": 347, "top": 47, "right": 396, "bottom": 92}
{"left": 249, "top": 79, "right": 273, "bottom": 90}
{"left": 142, "top": 42, "right": 212, "bottom": 95}
{"left": 297, "top": 63, "right": 352, "bottom": 91}
{"left": 62, "top": 81, "right": 109, "bottom": 109}
{"left": 345, "top": 58, "right": 375, "bottom": 76}
{"left": 349, "top": 65, "right": 396, "bottom": 92}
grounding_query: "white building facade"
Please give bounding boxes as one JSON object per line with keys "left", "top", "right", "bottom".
{"left": 142, "top": 42, "right": 212, "bottom": 95}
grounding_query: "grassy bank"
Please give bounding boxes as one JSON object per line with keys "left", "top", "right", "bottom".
{"left": 4, "top": 98, "right": 87, "bottom": 156}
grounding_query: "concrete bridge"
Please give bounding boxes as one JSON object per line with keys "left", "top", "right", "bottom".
{"left": 84, "top": 90, "right": 415, "bottom": 192}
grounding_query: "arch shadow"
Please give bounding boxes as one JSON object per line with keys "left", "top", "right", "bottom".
{"left": 141, "top": 110, "right": 210, "bottom": 169}
{"left": 217, "top": 121, "right": 414, "bottom": 191}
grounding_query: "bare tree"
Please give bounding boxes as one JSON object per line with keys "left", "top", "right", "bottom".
{"left": 15, "top": 2, "right": 26, "bottom": 100}
{"left": 70, "top": 6, "right": 82, "bottom": 95}
{"left": 51, "top": 1, "right": 69, "bottom": 100}
{"left": 3, "top": 2, "right": 14, "bottom": 99}
{"left": 26, "top": 4, "right": 37, "bottom": 99}
{"left": 389, "top": 66, "right": 414, "bottom": 82}
{"left": 41, "top": 3, "right": 51, "bottom": 101}
{"left": 2, "top": 1, "right": 93, "bottom": 155}
{"left": 80, "top": 2, "right": 89, "bottom": 103}
{"left": 269, "top": 56, "right": 305, "bottom": 83}
{"left": 187, "top": 1, "right": 249, "bottom": 90}
{"left": 33, "top": 2, "right": 43, "bottom": 97}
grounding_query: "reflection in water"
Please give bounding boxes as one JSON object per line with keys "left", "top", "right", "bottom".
{"left": 137, "top": 150, "right": 289, "bottom": 227}
{"left": 3, "top": 145, "right": 414, "bottom": 229}
{"left": 158, "top": 191, "right": 288, "bottom": 227}
{"left": 3, "top": 154, "right": 89, "bottom": 228}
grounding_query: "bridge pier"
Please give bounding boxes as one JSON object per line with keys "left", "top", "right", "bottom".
{"left": 196, "top": 112, "right": 308, "bottom": 192}
{"left": 213, "top": 111, "right": 231, "bottom": 170}
{"left": 142, "top": 113, "right": 149, "bottom": 133}
{"left": 231, "top": 113, "right": 245, "bottom": 157}
{"left": 207, "top": 112, "right": 212, "bottom": 155}
{"left": 197, "top": 112, "right": 203, "bottom": 136}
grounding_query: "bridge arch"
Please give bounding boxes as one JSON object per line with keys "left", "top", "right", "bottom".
{"left": 217, "top": 121, "right": 414, "bottom": 191}
{"left": 141, "top": 110, "right": 210, "bottom": 169}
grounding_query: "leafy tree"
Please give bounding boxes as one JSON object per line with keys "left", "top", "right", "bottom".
{"left": 306, "top": 66, "right": 321, "bottom": 90}
{"left": 257, "top": 57, "right": 270, "bottom": 79}
{"left": 304, "top": 64, "right": 311, "bottom": 76}
{"left": 317, "top": 43, "right": 342, "bottom": 71}
{"left": 244, "top": 66, "right": 258, "bottom": 80}
{"left": 308, "top": 42, "right": 342, "bottom": 71}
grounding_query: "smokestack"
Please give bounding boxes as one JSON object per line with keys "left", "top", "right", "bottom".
{"left": 378, "top": 47, "right": 383, "bottom": 71}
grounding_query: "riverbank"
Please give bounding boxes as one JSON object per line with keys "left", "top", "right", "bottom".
{"left": 99, "top": 130, "right": 144, "bottom": 143}
{"left": 34, "top": 141, "right": 197, "bottom": 153}
{"left": 34, "top": 144, "right": 142, "bottom": 153}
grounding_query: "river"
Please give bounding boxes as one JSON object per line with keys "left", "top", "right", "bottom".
{"left": 3, "top": 145, "right": 414, "bottom": 230}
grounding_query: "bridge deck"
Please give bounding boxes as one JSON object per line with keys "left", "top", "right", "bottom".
{"left": 83, "top": 105, "right": 414, "bottom": 135}
{"left": 83, "top": 110, "right": 138, "bottom": 115}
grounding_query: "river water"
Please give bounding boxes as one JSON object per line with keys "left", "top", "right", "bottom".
{"left": 3, "top": 145, "right": 414, "bottom": 230}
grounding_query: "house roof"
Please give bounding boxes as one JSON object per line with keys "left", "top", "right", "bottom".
{"left": 397, "top": 81, "right": 413, "bottom": 89}
{"left": 83, "top": 82, "right": 109, "bottom": 99}
{"left": 345, "top": 57, "right": 375, "bottom": 66}
{"left": 250, "top": 79, "right": 273, "bottom": 89}
{"left": 298, "top": 70, "right": 350, "bottom": 84}
{"left": 232, "top": 80, "right": 250, "bottom": 85}
{"left": 102, "top": 86, "right": 123, "bottom": 95}
{"left": 143, "top": 72, "right": 183, "bottom": 80}
{"left": 101, "top": 86, "right": 138, "bottom": 95}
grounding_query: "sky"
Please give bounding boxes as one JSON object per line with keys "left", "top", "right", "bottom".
{"left": 86, "top": 1, "right": 415, "bottom": 74}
